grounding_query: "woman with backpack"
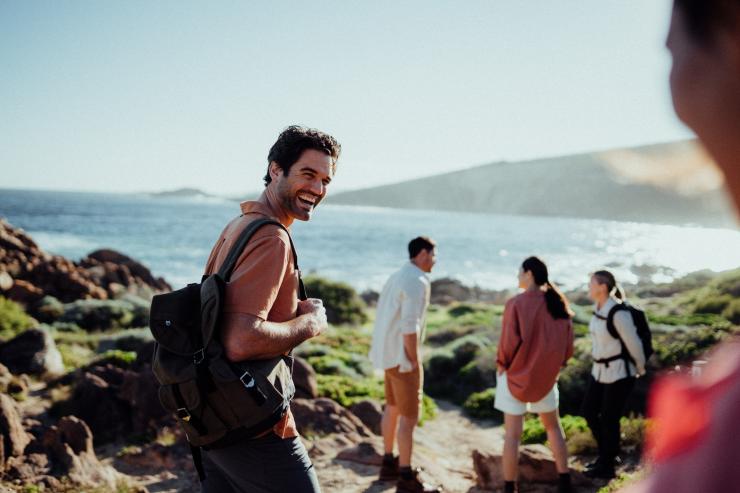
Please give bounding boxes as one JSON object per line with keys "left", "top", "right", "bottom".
{"left": 581, "top": 270, "right": 647, "bottom": 479}
{"left": 495, "top": 256, "right": 574, "bottom": 493}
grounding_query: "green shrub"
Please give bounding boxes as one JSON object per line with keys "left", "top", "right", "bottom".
{"left": 57, "top": 342, "right": 95, "bottom": 371}
{"left": 462, "top": 388, "right": 501, "bottom": 420}
{"left": 304, "top": 276, "right": 368, "bottom": 325}
{"left": 620, "top": 414, "right": 649, "bottom": 451}
{"left": 0, "top": 296, "right": 35, "bottom": 340}
{"left": 653, "top": 325, "right": 732, "bottom": 367}
{"left": 722, "top": 298, "right": 740, "bottom": 324}
{"left": 31, "top": 295, "right": 65, "bottom": 323}
{"left": 449, "top": 303, "right": 477, "bottom": 317}
{"left": 420, "top": 394, "right": 438, "bottom": 425}
{"left": 316, "top": 374, "right": 385, "bottom": 407}
{"left": 693, "top": 294, "right": 732, "bottom": 315}
{"left": 60, "top": 299, "right": 137, "bottom": 330}
{"left": 96, "top": 349, "right": 137, "bottom": 368}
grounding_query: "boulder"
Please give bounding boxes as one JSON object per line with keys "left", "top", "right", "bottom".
{"left": 349, "top": 399, "right": 383, "bottom": 435}
{"left": 0, "top": 393, "right": 32, "bottom": 460}
{"left": 0, "top": 271, "right": 13, "bottom": 292}
{"left": 0, "top": 327, "right": 65, "bottom": 377}
{"left": 472, "top": 445, "right": 590, "bottom": 490}
{"left": 336, "top": 439, "right": 384, "bottom": 466}
{"left": 64, "top": 369, "right": 132, "bottom": 444}
{"left": 42, "top": 416, "right": 124, "bottom": 490}
{"left": 6, "top": 279, "right": 44, "bottom": 305}
{"left": 60, "top": 298, "right": 139, "bottom": 331}
{"left": 291, "top": 398, "right": 372, "bottom": 440}
{"left": 293, "top": 356, "right": 318, "bottom": 399}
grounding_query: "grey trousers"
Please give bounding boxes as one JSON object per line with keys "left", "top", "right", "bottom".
{"left": 200, "top": 434, "right": 321, "bottom": 493}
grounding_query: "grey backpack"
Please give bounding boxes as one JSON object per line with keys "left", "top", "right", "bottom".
{"left": 150, "top": 218, "right": 305, "bottom": 452}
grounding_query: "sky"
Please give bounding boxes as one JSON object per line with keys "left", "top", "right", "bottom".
{"left": 0, "top": 0, "right": 692, "bottom": 195}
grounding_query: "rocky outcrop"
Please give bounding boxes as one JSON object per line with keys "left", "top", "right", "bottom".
{"left": 0, "top": 218, "right": 170, "bottom": 306}
{"left": 293, "top": 356, "right": 318, "bottom": 399}
{"left": 57, "top": 361, "right": 167, "bottom": 445}
{"left": 0, "top": 393, "right": 32, "bottom": 462}
{"left": 0, "top": 327, "right": 64, "bottom": 377}
{"left": 431, "top": 278, "right": 510, "bottom": 305}
{"left": 291, "top": 398, "right": 373, "bottom": 441}
{"left": 472, "top": 445, "right": 589, "bottom": 490}
{"left": 349, "top": 399, "right": 383, "bottom": 435}
{"left": 4, "top": 416, "right": 133, "bottom": 491}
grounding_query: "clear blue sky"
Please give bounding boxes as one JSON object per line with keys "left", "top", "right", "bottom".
{"left": 0, "top": 0, "right": 691, "bottom": 195}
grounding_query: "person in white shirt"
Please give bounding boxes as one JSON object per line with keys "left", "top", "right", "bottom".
{"left": 581, "top": 270, "right": 646, "bottom": 479}
{"left": 369, "top": 236, "right": 440, "bottom": 493}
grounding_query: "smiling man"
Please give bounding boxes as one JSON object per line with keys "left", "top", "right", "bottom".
{"left": 199, "top": 126, "right": 340, "bottom": 492}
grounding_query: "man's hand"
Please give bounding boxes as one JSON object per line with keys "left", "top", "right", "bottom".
{"left": 298, "top": 298, "right": 328, "bottom": 337}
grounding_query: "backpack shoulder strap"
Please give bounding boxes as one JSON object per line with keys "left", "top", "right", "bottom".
{"left": 216, "top": 217, "right": 307, "bottom": 300}
{"left": 606, "top": 302, "right": 628, "bottom": 341}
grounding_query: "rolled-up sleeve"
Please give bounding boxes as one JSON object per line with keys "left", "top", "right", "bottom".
{"left": 497, "top": 299, "right": 521, "bottom": 369}
{"left": 399, "top": 278, "right": 426, "bottom": 335}
{"left": 613, "top": 310, "right": 646, "bottom": 374}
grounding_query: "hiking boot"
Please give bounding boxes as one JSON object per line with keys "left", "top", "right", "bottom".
{"left": 379, "top": 455, "right": 399, "bottom": 481}
{"left": 396, "top": 467, "right": 442, "bottom": 493}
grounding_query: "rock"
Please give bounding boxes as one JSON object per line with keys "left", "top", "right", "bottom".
{"left": 0, "top": 327, "right": 65, "bottom": 377}
{"left": 349, "top": 399, "right": 383, "bottom": 435}
{"left": 42, "top": 416, "right": 124, "bottom": 490}
{"left": 336, "top": 439, "right": 384, "bottom": 466}
{"left": 6, "top": 279, "right": 44, "bottom": 304}
{"left": 472, "top": 445, "right": 590, "bottom": 490}
{"left": 0, "top": 393, "right": 32, "bottom": 460}
{"left": 360, "top": 289, "right": 379, "bottom": 307}
{"left": 4, "top": 452, "right": 51, "bottom": 481}
{"left": 0, "top": 219, "right": 170, "bottom": 305}
{"left": 60, "top": 298, "right": 139, "bottom": 330}
{"left": 118, "top": 364, "right": 169, "bottom": 433}
{"left": 81, "top": 248, "right": 171, "bottom": 294}
{"left": 293, "top": 356, "right": 318, "bottom": 399}
{"left": 65, "top": 370, "right": 132, "bottom": 444}
{"left": 431, "top": 277, "right": 511, "bottom": 305}
{"left": 0, "top": 271, "right": 13, "bottom": 291}
{"left": 291, "top": 398, "right": 373, "bottom": 441}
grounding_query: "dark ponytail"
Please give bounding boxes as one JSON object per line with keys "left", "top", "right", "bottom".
{"left": 522, "top": 256, "right": 573, "bottom": 320}
{"left": 592, "top": 270, "right": 626, "bottom": 300}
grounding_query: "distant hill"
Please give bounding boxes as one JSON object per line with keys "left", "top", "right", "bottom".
{"left": 149, "top": 187, "right": 215, "bottom": 198}
{"left": 329, "top": 140, "right": 736, "bottom": 226}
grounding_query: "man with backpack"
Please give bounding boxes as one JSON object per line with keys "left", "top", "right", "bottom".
{"left": 197, "top": 125, "right": 341, "bottom": 492}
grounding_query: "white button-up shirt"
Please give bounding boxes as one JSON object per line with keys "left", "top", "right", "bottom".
{"left": 590, "top": 297, "right": 647, "bottom": 383}
{"left": 369, "top": 262, "right": 431, "bottom": 372}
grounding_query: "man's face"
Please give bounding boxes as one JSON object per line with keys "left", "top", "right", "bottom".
{"left": 271, "top": 149, "right": 333, "bottom": 221}
{"left": 417, "top": 247, "right": 437, "bottom": 273}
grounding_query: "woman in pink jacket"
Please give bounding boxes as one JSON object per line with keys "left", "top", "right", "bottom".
{"left": 495, "top": 256, "right": 575, "bottom": 493}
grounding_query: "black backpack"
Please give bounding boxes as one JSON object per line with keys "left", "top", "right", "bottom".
{"left": 596, "top": 301, "right": 653, "bottom": 375}
{"left": 149, "top": 217, "right": 306, "bottom": 452}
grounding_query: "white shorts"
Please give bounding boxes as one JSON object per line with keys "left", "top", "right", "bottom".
{"left": 494, "top": 372, "right": 559, "bottom": 416}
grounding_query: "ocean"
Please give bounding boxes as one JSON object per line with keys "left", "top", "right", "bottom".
{"left": 1, "top": 189, "right": 739, "bottom": 293}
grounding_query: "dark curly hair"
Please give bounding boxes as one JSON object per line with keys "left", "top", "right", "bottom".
{"left": 408, "top": 236, "right": 436, "bottom": 258}
{"left": 673, "top": 0, "right": 740, "bottom": 44}
{"left": 263, "top": 125, "right": 341, "bottom": 186}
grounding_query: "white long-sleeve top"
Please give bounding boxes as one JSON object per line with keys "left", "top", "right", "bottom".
{"left": 590, "top": 296, "right": 646, "bottom": 383}
{"left": 369, "top": 262, "right": 430, "bottom": 372}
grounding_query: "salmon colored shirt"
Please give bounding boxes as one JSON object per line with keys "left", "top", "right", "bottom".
{"left": 204, "top": 200, "right": 300, "bottom": 439}
{"left": 496, "top": 289, "right": 574, "bottom": 402}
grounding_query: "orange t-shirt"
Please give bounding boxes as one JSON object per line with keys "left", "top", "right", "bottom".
{"left": 204, "top": 200, "right": 299, "bottom": 438}
{"left": 496, "top": 290, "right": 574, "bottom": 403}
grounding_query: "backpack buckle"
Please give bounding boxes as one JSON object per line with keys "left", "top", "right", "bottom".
{"left": 193, "top": 348, "right": 205, "bottom": 365}
{"left": 177, "top": 407, "right": 192, "bottom": 422}
{"left": 240, "top": 370, "right": 256, "bottom": 389}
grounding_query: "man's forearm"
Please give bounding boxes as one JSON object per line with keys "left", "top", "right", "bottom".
{"left": 402, "top": 332, "right": 419, "bottom": 367}
{"left": 222, "top": 312, "right": 319, "bottom": 361}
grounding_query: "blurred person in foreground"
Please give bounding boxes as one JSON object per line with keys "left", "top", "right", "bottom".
{"left": 624, "top": 1, "right": 740, "bottom": 491}
{"left": 495, "top": 256, "right": 574, "bottom": 493}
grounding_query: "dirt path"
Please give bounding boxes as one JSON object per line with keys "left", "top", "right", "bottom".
{"left": 312, "top": 400, "right": 504, "bottom": 493}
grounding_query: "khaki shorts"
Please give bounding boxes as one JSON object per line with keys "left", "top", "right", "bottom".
{"left": 494, "top": 372, "right": 559, "bottom": 416}
{"left": 384, "top": 365, "right": 423, "bottom": 419}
